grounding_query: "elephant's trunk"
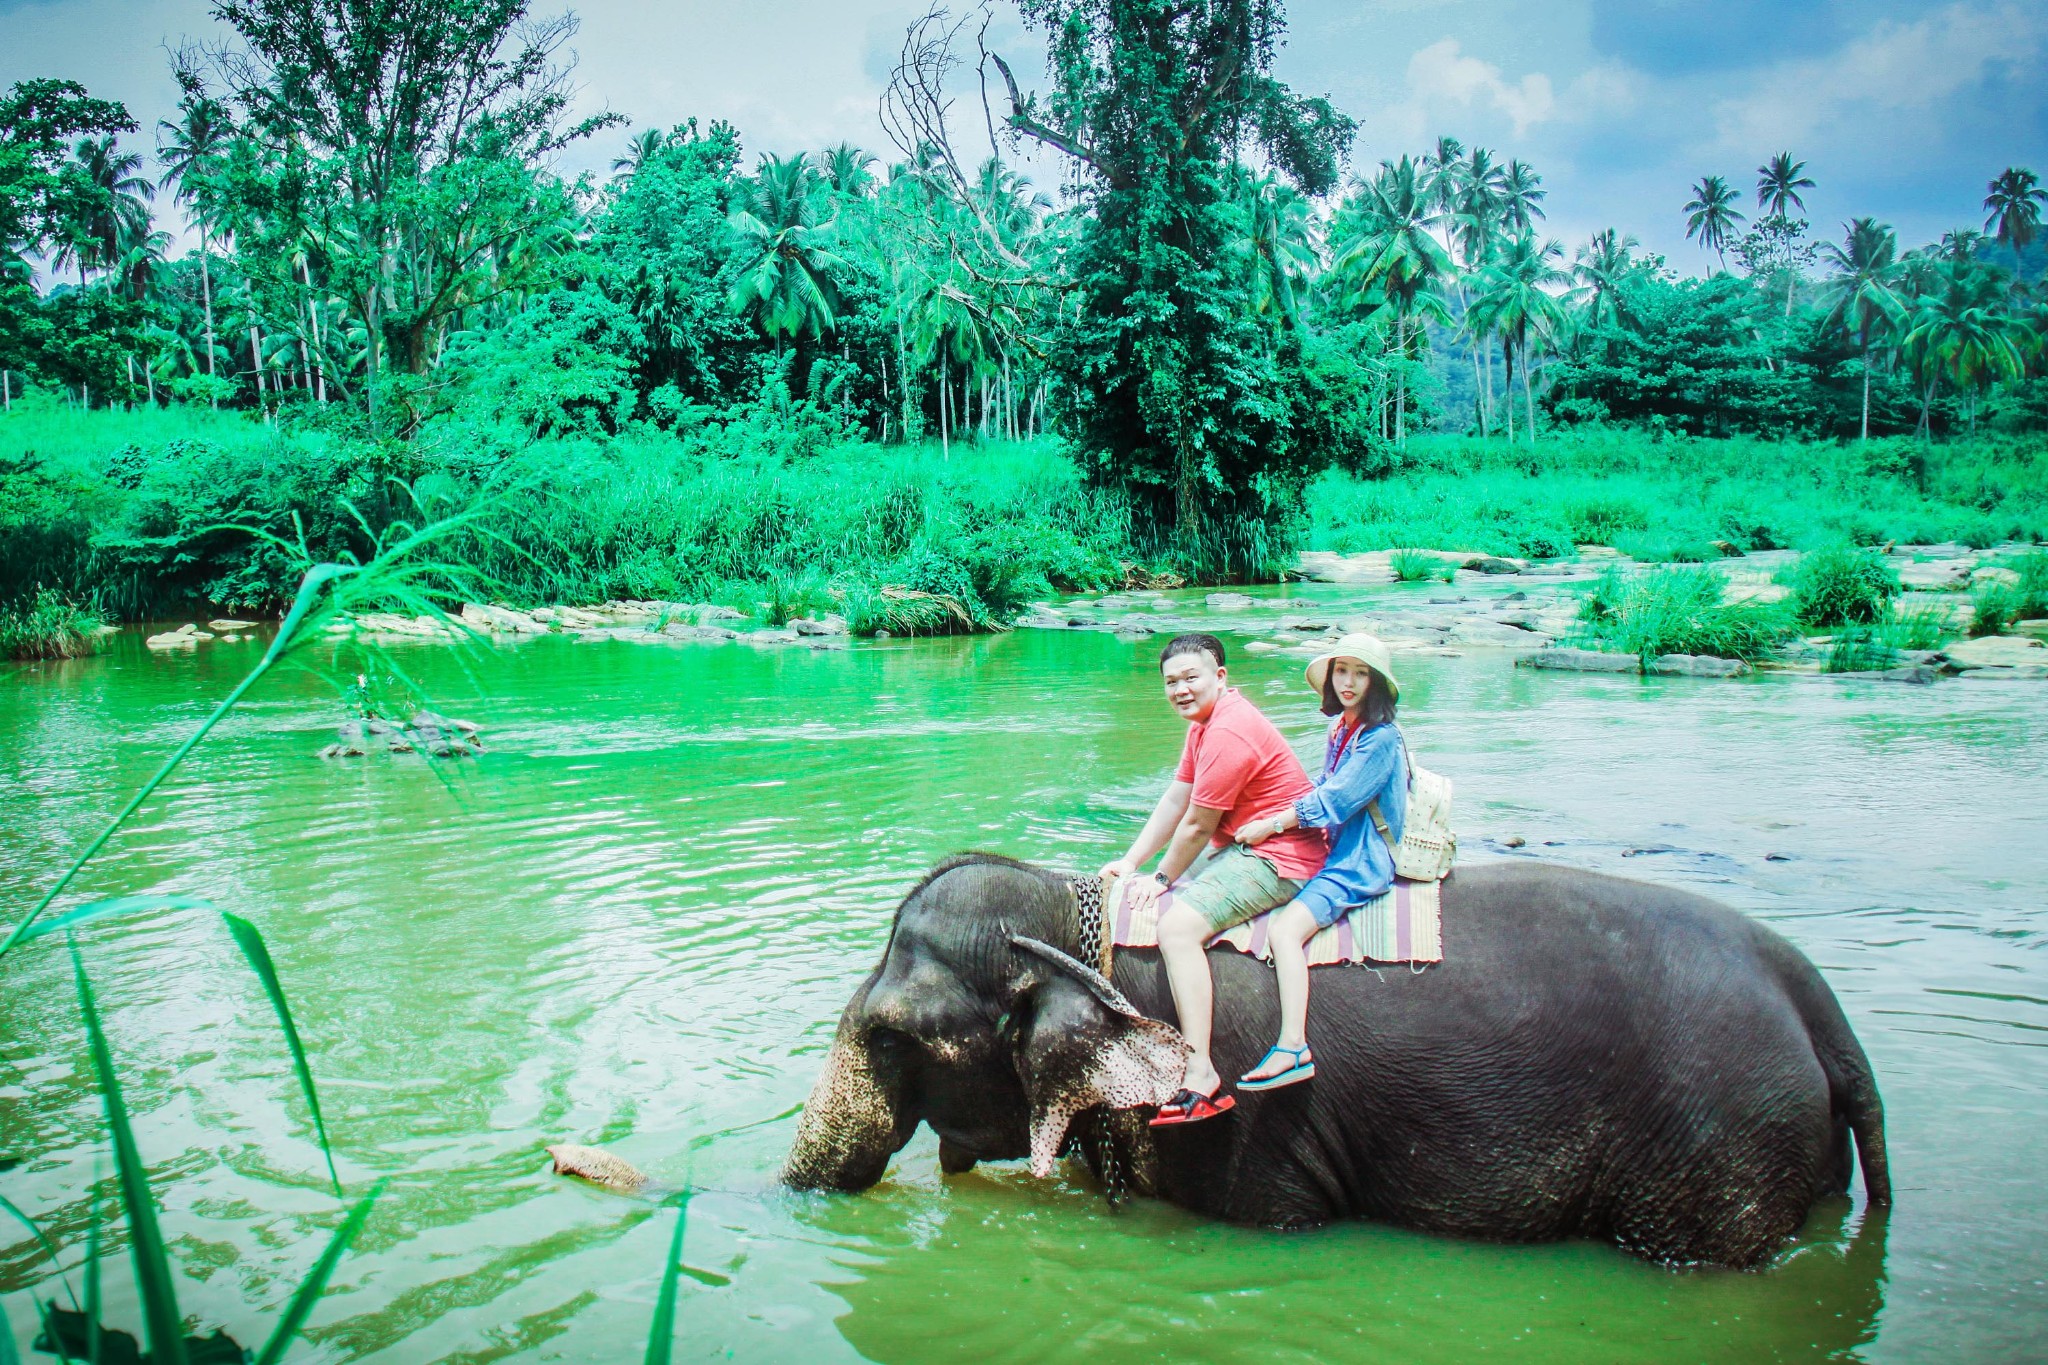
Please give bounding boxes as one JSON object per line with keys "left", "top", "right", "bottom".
{"left": 783, "top": 1009, "right": 910, "bottom": 1191}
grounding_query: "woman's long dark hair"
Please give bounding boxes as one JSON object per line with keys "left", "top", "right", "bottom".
{"left": 1321, "top": 667, "right": 1398, "bottom": 728}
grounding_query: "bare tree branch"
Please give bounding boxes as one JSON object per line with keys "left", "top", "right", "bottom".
{"left": 880, "top": 5, "right": 1036, "bottom": 272}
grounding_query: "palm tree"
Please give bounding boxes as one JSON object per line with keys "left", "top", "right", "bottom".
{"left": 1236, "top": 168, "right": 1319, "bottom": 332}
{"left": 1755, "top": 153, "right": 1815, "bottom": 220}
{"left": 1467, "top": 234, "right": 1568, "bottom": 444}
{"left": 1500, "top": 160, "right": 1546, "bottom": 235}
{"left": 1452, "top": 147, "right": 1508, "bottom": 431}
{"left": 1328, "top": 156, "right": 1451, "bottom": 444}
{"left": 1902, "top": 259, "right": 2026, "bottom": 437}
{"left": 1570, "top": 228, "right": 1640, "bottom": 333}
{"left": 1818, "top": 218, "right": 1905, "bottom": 442}
{"left": 158, "top": 98, "right": 228, "bottom": 390}
{"left": 821, "top": 142, "right": 879, "bottom": 199}
{"left": 1683, "top": 175, "right": 1746, "bottom": 271}
{"left": 611, "top": 128, "right": 666, "bottom": 178}
{"left": 1939, "top": 228, "right": 1985, "bottom": 263}
{"left": 1420, "top": 135, "right": 1465, "bottom": 253}
{"left": 1983, "top": 167, "right": 2045, "bottom": 271}
{"left": 53, "top": 136, "right": 154, "bottom": 287}
{"left": 727, "top": 153, "right": 847, "bottom": 361}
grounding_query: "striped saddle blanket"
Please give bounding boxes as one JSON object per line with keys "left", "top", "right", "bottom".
{"left": 1108, "top": 874, "right": 1442, "bottom": 967}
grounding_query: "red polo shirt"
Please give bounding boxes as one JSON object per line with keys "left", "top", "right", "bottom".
{"left": 1173, "top": 688, "right": 1328, "bottom": 882}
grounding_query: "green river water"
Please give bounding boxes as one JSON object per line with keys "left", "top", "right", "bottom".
{"left": 2, "top": 581, "right": 2045, "bottom": 1362}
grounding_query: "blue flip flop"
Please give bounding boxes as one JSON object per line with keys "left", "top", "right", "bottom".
{"left": 1239, "top": 1044, "right": 1315, "bottom": 1091}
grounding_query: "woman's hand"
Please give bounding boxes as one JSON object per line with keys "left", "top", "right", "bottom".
{"left": 1235, "top": 809, "right": 1294, "bottom": 846}
{"left": 1098, "top": 856, "right": 1138, "bottom": 882}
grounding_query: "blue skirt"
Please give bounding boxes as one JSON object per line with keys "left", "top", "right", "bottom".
{"left": 1293, "top": 868, "right": 1395, "bottom": 929}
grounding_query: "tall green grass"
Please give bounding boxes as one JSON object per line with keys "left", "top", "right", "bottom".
{"left": 0, "top": 588, "right": 104, "bottom": 661}
{"left": 1572, "top": 566, "right": 1793, "bottom": 662}
{"left": 1309, "top": 429, "right": 2048, "bottom": 558}
{"left": 1, "top": 509, "right": 482, "bottom": 1359}
{"left": 1791, "top": 545, "right": 1901, "bottom": 628}
{"left": 1390, "top": 548, "right": 1457, "bottom": 583}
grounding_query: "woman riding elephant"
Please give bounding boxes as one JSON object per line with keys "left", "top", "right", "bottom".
{"left": 782, "top": 855, "right": 1890, "bottom": 1269}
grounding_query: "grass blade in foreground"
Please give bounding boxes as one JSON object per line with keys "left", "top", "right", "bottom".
{"left": 643, "top": 1193, "right": 693, "bottom": 1365}
{"left": 0, "top": 1196, "right": 79, "bottom": 1313}
{"left": 220, "top": 912, "right": 341, "bottom": 1197}
{"left": 0, "top": 1294, "right": 17, "bottom": 1365}
{"left": 252, "top": 1179, "right": 385, "bottom": 1365}
{"left": 70, "top": 944, "right": 188, "bottom": 1365}
{"left": 8, "top": 895, "right": 215, "bottom": 948}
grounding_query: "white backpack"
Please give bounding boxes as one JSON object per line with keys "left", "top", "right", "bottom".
{"left": 1368, "top": 756, "right": 1456, "bottom": 882}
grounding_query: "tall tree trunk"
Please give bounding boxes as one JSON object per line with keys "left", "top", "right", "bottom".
{"left": 1860, "top": 341, "right": 1872, "bottom": 443}
{"left": 1523, "top": 343, "right": 1537, "bottom": 444}
{"left": 895, "top": 316, "right": 912, "bottom": 441}
{"left": 250, "top": 323, "right": 266, "bottom": 406}
{"left": 1395, "top": 314, "right": 1407, "bottom": 446}
{"left": 939, "top": 352, "right": 950, "bottom": 460}
{"left": 200, "top": 233, "right": 217, "bottom": 406}
{"left": 1504, "top": 342, "right": 1516, "bottom": 443}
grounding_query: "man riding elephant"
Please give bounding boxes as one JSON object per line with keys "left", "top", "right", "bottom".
{"left": 1097, "top": 632, "right": 1329, "bottom": 1124}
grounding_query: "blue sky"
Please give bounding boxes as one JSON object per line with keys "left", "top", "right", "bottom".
{"left": 4, "top": 0, "right": 2044, "bottom": 269}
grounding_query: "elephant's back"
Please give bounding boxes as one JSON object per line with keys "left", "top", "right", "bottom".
{"left": 1344, "top": 859, "right": 1844, "bottom": 1261}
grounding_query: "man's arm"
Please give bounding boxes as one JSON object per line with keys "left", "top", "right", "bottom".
{"left": 1156, "top": 803, "right": 1225, "bottom": 884}
{"left": 1120, "top": 802, "right": 1225, "bottom": 918}
{"left": 1100, "top": 780, "right": 1194, "bottom": 880}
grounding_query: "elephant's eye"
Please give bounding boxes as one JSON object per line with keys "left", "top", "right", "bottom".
{"left": 867, "top": 1026, "right": 913, "bottom": 1056}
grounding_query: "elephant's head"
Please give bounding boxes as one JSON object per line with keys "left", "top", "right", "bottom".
{"left": 783, "top": 855, "right": 1188, "bottom": 1190}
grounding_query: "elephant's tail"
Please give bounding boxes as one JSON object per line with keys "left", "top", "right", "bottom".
{"left": 1780, "top": 952, "right": 1892, "bottom": 1206}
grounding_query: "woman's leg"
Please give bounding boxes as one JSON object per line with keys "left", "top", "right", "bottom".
{"left": 1243, "top": 902, "right": 1320, "bottom": 1082}
{"left": 1156, "top": 902, "right": 1222, "bottom": 1095}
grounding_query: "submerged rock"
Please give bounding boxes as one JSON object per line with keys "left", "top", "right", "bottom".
{"left": 1205, "top": 591, "right": 1255, "bottom": 608}
{"left": 789, "top": 616, "right": 848, "bottom": 636}
{"left": 208, "top": 618, "right": 256, "bottom": 631}
{"left": 1649, "top": 654, "right": 1751, "bottom": 678}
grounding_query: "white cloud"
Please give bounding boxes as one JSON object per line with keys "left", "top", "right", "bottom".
{"left": 1405, "top": 38, "right": 1556, "bottom": 135}
{"left": 1711, "top": 2, "right": 2046, "bottom": 154}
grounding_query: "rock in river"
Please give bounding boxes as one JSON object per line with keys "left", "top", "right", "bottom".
{"left": 1517, "top": 647, "right": 1639, "bottom": 674}
{"left": 1648, "top": 654, "right": 1751, "bottom": 678}
{"left": 1943, "top": 635, "right": 2046, "bottom": 670}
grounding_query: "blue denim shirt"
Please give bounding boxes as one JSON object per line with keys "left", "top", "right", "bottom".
{"left": 1292, "top": 721, "right": 1407, "bottom": 905}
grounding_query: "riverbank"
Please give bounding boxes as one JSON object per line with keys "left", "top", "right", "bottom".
{"left": 6, "top": 403, "right": 2047, "bottom": 660}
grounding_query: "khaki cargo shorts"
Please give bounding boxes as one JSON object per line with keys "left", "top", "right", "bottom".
{"left": 1172, "top": 845, "right": 1301, "bottom": 934}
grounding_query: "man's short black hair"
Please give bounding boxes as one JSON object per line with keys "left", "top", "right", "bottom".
{"left": 1159, "top": 632, "right": 1226, "bottom": 670}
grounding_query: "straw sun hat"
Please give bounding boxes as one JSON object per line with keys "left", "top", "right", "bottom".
{"left": 1304, "top": 632, "right": 1399, "bottom": 701}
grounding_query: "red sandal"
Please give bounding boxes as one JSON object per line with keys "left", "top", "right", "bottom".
{"left": 1148, "top": 1087, "right": 1236, "bottom": 1126}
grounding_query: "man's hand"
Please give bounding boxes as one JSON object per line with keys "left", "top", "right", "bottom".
{"left": 1122, "top": 871, "right": 1167, "bottom": 917}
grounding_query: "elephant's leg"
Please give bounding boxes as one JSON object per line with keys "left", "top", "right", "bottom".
{"left": 938, "top": 1139, "right": 979, "bottom": 1175}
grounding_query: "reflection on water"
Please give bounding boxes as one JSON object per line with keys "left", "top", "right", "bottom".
{"left": 2, "top": 584, "right": 2044, "bottom": 1362}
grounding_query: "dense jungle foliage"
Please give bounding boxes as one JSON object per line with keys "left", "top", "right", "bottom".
{"left": 2, "top": 0, "right": 2046, "bottom": 632}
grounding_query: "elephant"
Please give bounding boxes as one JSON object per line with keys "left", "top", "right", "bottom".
{"left": 783, "top": 853, "right": 1891, "bottom": 1269}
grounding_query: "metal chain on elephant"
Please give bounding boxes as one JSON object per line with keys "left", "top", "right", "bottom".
{"left": 1066, "top": 875, "right": 1113, "bottom": 980}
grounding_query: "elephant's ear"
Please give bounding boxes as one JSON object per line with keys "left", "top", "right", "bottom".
{"left": 1008, "top": 936, "right": 1188, "bottom": 1177}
